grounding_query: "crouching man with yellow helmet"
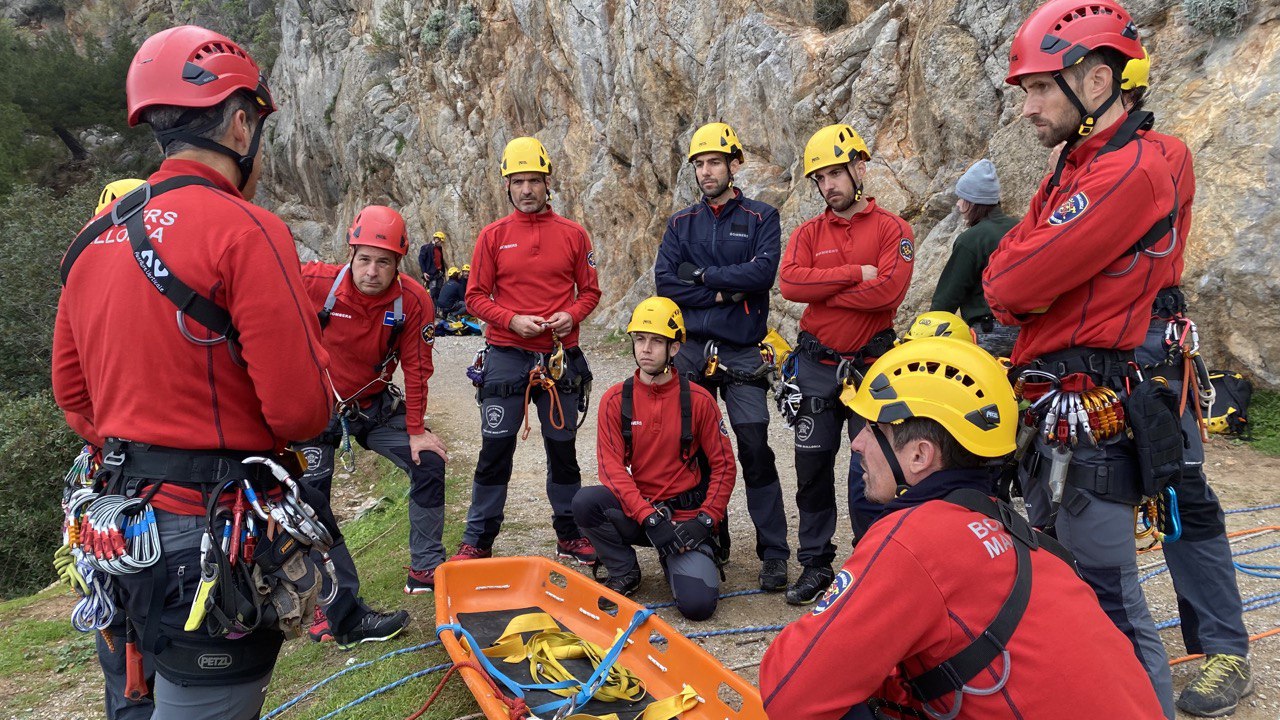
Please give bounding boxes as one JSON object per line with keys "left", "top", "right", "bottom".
{"left": 760, "top": 337, "right": 1163, "bottom": 719}
{"left": 572, "top": 298, "right": 737, "bottom": 620}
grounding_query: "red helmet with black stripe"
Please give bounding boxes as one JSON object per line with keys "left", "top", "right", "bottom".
{"left": 348, "top": 206, "right": 409, "bottom": 257}
{"left": 126, "top": 25, "right": 275, "bottom": 127}
{"left": 1006, "top": 0, "right": 1144, "bottom": 86}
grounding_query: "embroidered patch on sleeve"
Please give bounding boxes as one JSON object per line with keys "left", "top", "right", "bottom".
{"left": 898, "top": 238, "right": 914, "bottom": 262}
{"left": 421, "top": 324, "right": 436, "bottom": 345}
{"left": 812, "top": 569, "right": 854, "bottom": 615}
{"left": 587, "top": 250, "right": 596, "bottom": 267}
{"left": 1048, "top": 191, "right": 1090, "bottom": 226}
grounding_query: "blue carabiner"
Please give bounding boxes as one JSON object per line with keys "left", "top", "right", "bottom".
{"left": 1159, "top": 486, "right": 1182, "bottom": 543}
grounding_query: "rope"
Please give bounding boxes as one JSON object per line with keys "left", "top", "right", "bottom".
{"left": 261, "top": 640, "right": 441, "bottom": 719}
{"left": 314, "top": 662, "right": 453, "bottom": 720}
{"left": 1155, "top": 590, "right": 1280, "bottom": 630}
{"left": 521, "top": 366, "right": 564, "bottom": 440}
{"left": 1169, "top": 626, "right": 1280, "bottom": 666}
{"left": 645, "top": 588, "right": 765, "bottom": 610}
{"left": 1140, "top": 539, "right": 1280, "bottom": 584}
{"left": 1226, "top": 503, "right": 1280, "bottom": 515}
{"left": 405, "top": 661, "right": 529, "bottom": 720}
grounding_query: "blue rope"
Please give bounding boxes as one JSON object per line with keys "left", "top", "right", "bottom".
{"left": 314, "top": 662, "right": 453, "bottom": 720}
{"left": 645, "top": 588, "right": 765, "bottom": 610}
{"left": 261, "top": 640, "right": 441, "bottom": 719}
{"left": 1156, "top": 590, "right": 1280, "bottom": 630}
{"left": 1225, "top": 503, "right": 1280, "bottom": 515}
{"left": 1140, "top": 540, "right": 1280, "bottom": 584}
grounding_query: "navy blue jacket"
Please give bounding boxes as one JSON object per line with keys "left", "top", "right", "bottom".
{"left": 437, "top": 278, "right": 467, "bottom": 316}
{"left": 654, "top": 189, "right": 780, "bottom": 346}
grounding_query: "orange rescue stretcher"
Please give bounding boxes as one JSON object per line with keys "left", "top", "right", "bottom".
{"left": 435, "top": 556, "right": 766, "bottom": 719}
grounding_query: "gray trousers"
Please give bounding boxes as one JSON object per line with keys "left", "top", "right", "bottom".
{"left": 463, "top": 345, "right": 589, "bottom": 548}
{"left": 789, "top": 351, "right": 871, "bottom": 567}
{"left": 674, "top": 338, "right": 790, "bottom": 561}
{"left": 1022, "top": 434, "right": 1175, "bottom": 718}
{"left": 572, "top": 486, "right": 721, "bottom": 621}
{"left": 1135, "top": 319, "right": 1248, "bottom": 657}
{"left": 298, "top": 388, "right": 448, "bottom": 603}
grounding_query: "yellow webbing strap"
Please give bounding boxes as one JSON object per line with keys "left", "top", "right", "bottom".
{"left": 481, "top": 612, "right": 561, "bottom": 662}
{"left": 562, "top": 683, "right": 700, "bottom": 720}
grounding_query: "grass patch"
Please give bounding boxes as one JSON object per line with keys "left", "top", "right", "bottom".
{"left": 1246, "top": 388, "right": 1280, "bottom": 456}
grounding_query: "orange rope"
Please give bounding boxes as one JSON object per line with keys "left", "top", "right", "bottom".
{"left": 521, "top": 367, "right": 564, "bottom": 440}
{"left": 1138, "top": 525, "right": 1280, "bottom": 555}
{"left": 1169, "top": 626, "right": 1280, "bottom": 666}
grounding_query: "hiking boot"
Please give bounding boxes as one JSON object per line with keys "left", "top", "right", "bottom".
{"left": 334, "top": 608, "right": 410, "bottom": 650}
{"left": 448, "top": 543, "right": 492, "bottom": 562}
{"left": 404, "top": 566, "right": 435, "bottom": 595}
{"left": 786, "top": 565, "right": 835, "bottom": 606}
{"left": 308, "top": 605, "right": 333, "bottom": 643}
{"left": 1177, "top": 654, "right": 1253, "bottom": 717}
{"left": 556, "top": 537, "right": 598, "bottom": 566}
{"left": 759, "top": 558, "right": 788, "bottom": 592}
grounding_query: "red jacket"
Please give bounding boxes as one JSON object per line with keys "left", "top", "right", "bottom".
{"left": 596, "top": 370, "right": 736, "bottom": 523}
{"left": 759, "top": 492, "right": 1164, "bottom": 719}
{"left": 53, "top": 159, "right": 331, "bottom": 451}
{"left": 779, "top": 201, "right": 914, "bottom": 354}
{"left": 1142, "top": 128, "right": 1195, "bottom": 291}
{"left": 983, "top": 116, "right": 1177, "bottom": 365}
{"left": 301, "top": 262, "right": 436, "bottom": 435}
{"left": 466, "top": 207, "right": 601, "bottom": 352}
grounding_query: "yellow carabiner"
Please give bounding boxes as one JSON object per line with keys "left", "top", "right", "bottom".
{"left": 548, "top": 336, "right": 567, "bottom": 381}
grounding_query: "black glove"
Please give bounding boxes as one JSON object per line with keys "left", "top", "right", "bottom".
{"left": 719, "top": 292, "right": 745, "bottom": 304}
{"left": 672, "top": 512, "right": 714, "bottom": 551}
{"left": 677, "top": 262, "right": 706, "bottom": 285}
{"left": 643, "top": 511, "right": 682, "bottom": 556}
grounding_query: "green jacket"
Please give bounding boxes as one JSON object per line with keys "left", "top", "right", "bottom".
{"left": 930, "top": 208, "right": 1020, "bottom": 322}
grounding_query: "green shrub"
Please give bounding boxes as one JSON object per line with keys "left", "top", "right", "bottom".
{"left": 1182, "top": 0, "right": 1250, "bottom": 36}
{"left": 0, "top": 390, "right": 79, "bottom": 599}
{"left": 813, "top": 0, "right": 848, "bottom": 32}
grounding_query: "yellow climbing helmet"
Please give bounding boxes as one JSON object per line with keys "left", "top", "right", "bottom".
{"left": 626, "top": 296, "right": 685, "bottom": 342}
{"left": 433, "top": 231, "right": 447, "bottom": 241}
{"left": 902, "top": 311, "right": 975, "bottom": 344}
{"left": 688, "top": 122, "right": 745, "bottom": 164}
{"left": 803, "top": 123, "right": 870, "bottom": 177}
{"left": 461, "top": 263, "right": 471, "bottom": 272}
{"left": 96, "top": 178, "right": 146, "bottom": 214}
{"left": 1122, "top": 47, "right": 1150, "bottom": 91}
{"left": 843, "top": 336, "right": 1017, "bottom": 457}
{"left": 501, "top": 136, "right": 552, "bottom": 177}
{"left": 447, "top": 266, "right": 461, "bottom": 279}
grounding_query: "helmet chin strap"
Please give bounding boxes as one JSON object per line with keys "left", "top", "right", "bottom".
{"left": 869, "top": 423, "right": 910, "bottom": 498}
{"left": 808, "top": 164, "right": 864, "bottom": 204}
{"left": 634, "top": 341, "right": 676, "bottom": 380}
{"left": 1048, "top": 71, "right": 1122, "bottom": 189}
{"left": 153, "top": 105, "right": 265, "bottom": 193}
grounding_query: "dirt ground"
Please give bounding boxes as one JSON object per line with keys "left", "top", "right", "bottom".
{"left": 10, "top": 327, "right": 1279, "bottom": 719}
{"left": 427, "top": 328, "right": 1280, "bottom": 719}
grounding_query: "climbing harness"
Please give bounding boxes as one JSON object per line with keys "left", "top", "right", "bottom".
{"left": 620, "top": 374, "right": 695, "bottom": 468}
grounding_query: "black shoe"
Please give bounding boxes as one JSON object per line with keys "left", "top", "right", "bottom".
{"left": 786, "top": 566, "right": 834, "bottom": 605}
{"left": 759, "top": 558, "right": 788, "bottom": 592}
{"left": 1176, "top": 654, "right": 1253, "bottom": 717}
{"left": 335, "top": 608, "right": 410, "bottom": 650}
{"left": 603, "top": 570, "right": 641, "bottom": 598}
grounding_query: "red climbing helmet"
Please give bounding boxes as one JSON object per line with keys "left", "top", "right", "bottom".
{"left": 348, "top": 205, "right": 409, "bottom": 257}
{"left": 126, "top": 25, "right": 275, "bottom": 127}
{"left": 1006, "top": 0, "right": 1144, "bottom": 85}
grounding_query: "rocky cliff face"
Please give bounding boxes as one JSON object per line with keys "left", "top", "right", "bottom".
{"left": 52, "top": 0, "right": 1280, "bottom": 384}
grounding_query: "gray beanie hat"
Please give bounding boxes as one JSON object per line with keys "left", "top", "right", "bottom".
{"left": 955, "top": 159, "right": 1001, "bottom": 205}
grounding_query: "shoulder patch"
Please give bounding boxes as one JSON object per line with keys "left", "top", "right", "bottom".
{"left": 718, "top": 419, "right": 730, "bottom": 437}
{"left": 812, "top": 569, "right": 854, "bottom": 616}
{"left": 1048, "top": 191, "right": 1089, "bottom": 226}
{"left": 421, "top": 324, "right": 435, "bottom": 345}
{"left": 587, "top": 250, "right": 596, "bottom": 267}
{"left": 898, "top": 237, "right": 914, "bottom": 262}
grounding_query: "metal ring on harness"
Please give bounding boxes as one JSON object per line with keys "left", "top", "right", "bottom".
{"left": 176, "top": 310, "right": 229, "bottom": 346}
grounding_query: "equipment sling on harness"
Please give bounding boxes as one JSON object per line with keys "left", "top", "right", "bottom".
{"left": 899, "top": 488, "right": 1077, "bottom": 720}
{"left": 620, "top": 374, "right": 694, "bottom": 467}
{"left": 61, "top": 177, "right": 245, "bottom": 362}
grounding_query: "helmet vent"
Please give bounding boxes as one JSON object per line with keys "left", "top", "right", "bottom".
{"left": 193, "top": 41, "right": 249, "bottom": 62}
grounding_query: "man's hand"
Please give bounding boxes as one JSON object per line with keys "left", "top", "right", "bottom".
{"left": 672, "top": 513, "right": 714, "bottom": 552}
{"left": 509, "top": 314, "right": 549, "bottom": 338}
{"left": 642, "top": 511, "right": 683, "bottom": 557}
{"left": 860, "top": 265, "right": 877, "bottom": 282}
{"left": 677, "top": 262, "right": 705, "bottom": 285}
{"left": 546, "top": 311, "right": 574, "bottom": 336}
{"left": 410, "top": 431, "right": 448, "bottom": 463}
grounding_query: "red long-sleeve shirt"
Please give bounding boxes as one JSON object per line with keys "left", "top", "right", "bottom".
{"left": 53, "top": 159, "right": 331, "bottom": 451}
{"left": 779, "top": 201, "right": 915, "bottom": 354}
{"left": 596, "top": 370, "right": 736, "bottom": 523}
{"left": 983, "top": 116, "right": 1177, "bottom": 365}
{"left": 301, "top": 262, "right": 436, "bottom": 435}
{"left": 760, "top": 498, "right": 1164, "bottom": 719}
{"left": 466, "top": 207, "right": 601, "bottom": 352}
{"left": 1142, "top": 128, "right": 1195, "bottom": 291}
